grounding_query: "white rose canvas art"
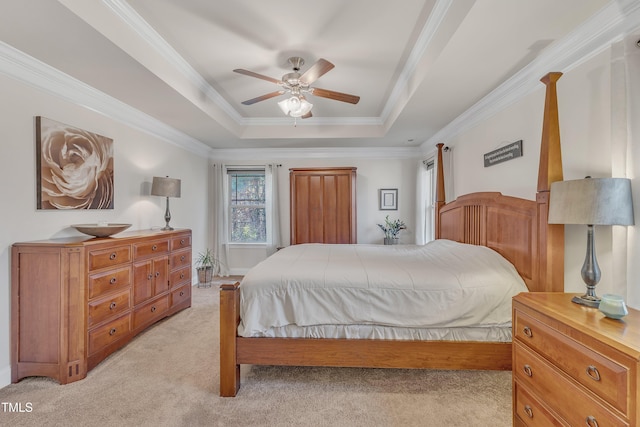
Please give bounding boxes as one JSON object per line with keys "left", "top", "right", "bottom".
{"left": 36, "top": 116, "right": 114, "bottom": 210}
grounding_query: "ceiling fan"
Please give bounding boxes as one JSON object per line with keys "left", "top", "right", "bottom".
{"left": 233, "top": 57, "right": 360, "bottom": 118}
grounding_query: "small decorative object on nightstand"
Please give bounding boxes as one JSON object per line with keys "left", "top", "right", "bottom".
{"left": 512, "top": 292, "right": 640, "bottom": 426}
{"left": 598, "top": 294, "right": 628, "bottom": 319}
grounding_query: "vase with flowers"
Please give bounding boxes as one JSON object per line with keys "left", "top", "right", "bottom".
{"left": 377, "top": 215, "right": 406, "bottom": 245}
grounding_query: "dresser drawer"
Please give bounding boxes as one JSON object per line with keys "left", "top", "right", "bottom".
{"left": 170, "top": 248, "right": 191, "bottom": 270}
{"left": 88, "top": 289, "right": 131, "bottom": 327}
{"left": 514, "top": 310, "right": 629, "bottom": 414}
{"left": 88, "top": 313, "right": 131, "bottom": 355}
{"left": 514, "top": 381, "right": 565, "bottom": 427}
{"left": 133, "top": 295, "right": 169, "bottom": 330}
{"left": 88, "top": 266, "right": 132, "bottom": 299}
{"left": 170, "top": 283, "right": 191, "bottom": 307}
{"left": 88, "top": 245, "right": 131, "bottom": 271}
{"left": 171, "top": 234, "right": 191, "bottom": 251}
{"left": 133, "top": 239, "right": 169, "bottom": 259}
{"left": 170, "top": 265, "right": 191, "bottom": 287}
{"left": 514, "top": 341, "right": 628, "bottom": 426}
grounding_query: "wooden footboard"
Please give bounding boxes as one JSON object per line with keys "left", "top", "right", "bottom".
{"left": 219, "top": 282, "right": 511, "bottom": 397}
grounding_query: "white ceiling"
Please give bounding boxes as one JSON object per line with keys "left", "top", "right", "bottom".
{"left": 1, "top": 0, "right": 636, "bottom": 154}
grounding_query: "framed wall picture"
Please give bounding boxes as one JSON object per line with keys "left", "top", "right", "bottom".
{"left": 36, "top": 116, "right": 114, "bottom": 210}
{"left": 379, "top": 188, "right": 398, "bottom": 210}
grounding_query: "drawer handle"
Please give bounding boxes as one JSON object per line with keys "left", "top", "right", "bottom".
{"left": 586, "top": 415, "right": 599, "bottom": 427}
{"left": 523, "top": 364, "right": 533, "bottom": 377}
{"left": 180, "top": 273, "right": 185, "bottom": 279}
{"left": 147, "top": 274, "right": 153, "bottom": 280}
{"left": 523, "top": 405, "right": 533, "bottom": 419}
{"left": 109, "top": 253, "right": 117, "bottom": 260}
{"left": 180, "top": 239, "right": 185, "bottom": 245}
{"left": 179, "top": 291, "right": 184, "bottom": 297}
{"left": 155, "top": 271, "right": 160, "bottom": 277}
{"left": 109, "top": 302, "right": 117, "bottom": 310}
{"left": 109, "top": 328, "right": 117, "bottom": 336}
{"left": 110, "top": 277, "right": 117, "bottom": 284}
{"left": 151, "top": 306, "right": 157, "bottom": 313}
{"left": 523, "top": 326, "right": 533, "bottom": 338}
{"left": 180, "top": 255, "right": 185, "bottom": 261}
{"left": 152, "top": 245, "right": 157, "bottom": 251}
{"left": 586, "top": 365, "right": 601, "bottom": 381}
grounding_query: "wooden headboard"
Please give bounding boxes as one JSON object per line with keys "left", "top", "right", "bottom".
{"left": 434, "top": 72, "right": 565, "bottom": 293}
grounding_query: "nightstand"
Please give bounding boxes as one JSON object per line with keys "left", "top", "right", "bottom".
{"left": 512, "top": 293, "right": 640, "bottom": 426}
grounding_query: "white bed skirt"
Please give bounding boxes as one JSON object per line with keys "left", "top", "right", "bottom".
{"left": 248, "top": 323, "right": 513, "bottom": 342}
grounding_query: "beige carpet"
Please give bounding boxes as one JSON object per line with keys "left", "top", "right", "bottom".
{"left": 0, "top": 282, "right": 512, "bottom": 426}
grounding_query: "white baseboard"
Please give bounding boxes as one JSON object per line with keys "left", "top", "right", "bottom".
{"left": 0, "top": 364, "right": 11, "bottom": 389}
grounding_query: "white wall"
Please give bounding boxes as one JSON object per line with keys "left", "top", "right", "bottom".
{"left": 220, "top": 156, "right": 421, "bottom": 274}
{"left": 447, "top": 45, "right": 640, "bottom": 308}
{"left": 0, "top": 74, "right": 210, "bottom": 387}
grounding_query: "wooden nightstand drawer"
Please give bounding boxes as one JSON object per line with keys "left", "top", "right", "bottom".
{"left": 514, "top": 382, "right": 564, "bottom": 427}
{"left": 88, "top": 265, "right": 132, "bottom": 299}
{"left": 88, "top": 245, "right": 131, "bottom": 271}
{"left": 134, "top": 239, "right": 169, "bottom": 259}
{"left": 514, "top": 341, "right": 628, "bottom": 427}
{"left": 514, "top": 310, "right": 629, "bottom": 414}
{"left": 88, "top": 289, "right": 131, "bottom": 327}
{"left": 89, "top": 313, "right": 131, "bottom": 355}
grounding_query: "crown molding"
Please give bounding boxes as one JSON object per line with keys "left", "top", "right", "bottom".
{"left": 210, "top": 146, "right": 422, "bottom": 161}
{"left": 0, "top": 41, "right": 213, "bottom": 157}
{"left": 101, "top": 0, "right": 243, "bottom": 123}
{"left": 423, "top": 0, "right": 640, "bottom": 149}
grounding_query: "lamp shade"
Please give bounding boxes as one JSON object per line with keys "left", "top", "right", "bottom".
{"left": 151, "top": 176, "right": 181, "bottom": 198}
{"left": 548, "top": 177, "right": 634, "bottom": 225}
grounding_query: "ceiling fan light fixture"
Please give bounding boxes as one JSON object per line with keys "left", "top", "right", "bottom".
{"left": 278, "top": 96, "right": 312, "bottom": 117}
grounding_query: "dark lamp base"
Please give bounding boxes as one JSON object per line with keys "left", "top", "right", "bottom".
{"left": 572, "top": 294, "right": 600, "bottom": 308}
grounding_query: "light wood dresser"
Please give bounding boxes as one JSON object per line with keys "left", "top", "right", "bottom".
{"left": 11, "top": 229, "right": 192, "bottom": 385}
{"left": 512, "top": 293, "right": 640, "bottom": 426}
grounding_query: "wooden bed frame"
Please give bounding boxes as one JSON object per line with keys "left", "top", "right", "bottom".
{"left": 219, "top": 72, "right": 566, "bottom": 397}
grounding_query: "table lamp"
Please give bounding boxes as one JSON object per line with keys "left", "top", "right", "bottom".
{"left": 151, "top": 176, "right": 181, "bottom": 230}
{"left": 548, "top": 177, "right": 634, "bottom": 307}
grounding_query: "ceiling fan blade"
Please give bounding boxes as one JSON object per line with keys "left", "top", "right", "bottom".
{"left": 301, "top": 111, "right": 313, "bottom": 119}
{"left": 241, "top": 91, "right": 284, "bottom": 105}
{"left": 299, "top": 59, "right": 334, "bottom": 85}
{"left": 309, "top": 87, "right": 360, "bottom": 104}
{"left": 233, "top": 69, "right": 281, "bottom": 85}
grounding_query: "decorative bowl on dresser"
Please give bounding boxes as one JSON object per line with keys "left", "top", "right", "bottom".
{"left": 512, "top": 292, "right": 640, "bottom": 427}
{"left": 11, "top": 229, "right": 192, "bottom": 384}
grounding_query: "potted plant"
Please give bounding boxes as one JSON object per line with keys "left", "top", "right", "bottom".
{"left": 195, "top": 248, "right": 218, "bottom": 288}
{"left": 377, "top": 215, "right": 406, "bottom": 245}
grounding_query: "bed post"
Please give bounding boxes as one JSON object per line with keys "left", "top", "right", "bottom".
{"left": 434, "top": 143, "right": 446, "bottom": 239}
{"left": 536, "top": 72, "right": 564, "bottom": 292}
{"left": 220, "top": 282, "right": 241, "bottom": 397}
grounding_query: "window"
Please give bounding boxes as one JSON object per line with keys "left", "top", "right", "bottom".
{"left": 227, "top": 168, "right": 266, "bottom": 243}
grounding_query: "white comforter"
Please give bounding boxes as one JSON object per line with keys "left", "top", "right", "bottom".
{"left": 238, "top": 239, "right": 528, "bottom": 337}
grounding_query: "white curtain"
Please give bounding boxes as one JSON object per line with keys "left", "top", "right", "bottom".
{"left": 415, "top": 160, "right": 430, "bottom": 245}
{"left": 212, "top": 163, "right": 230, "bottom": 276}
{"left": 265, "top": 163, "right": 282, "bottom": 255}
